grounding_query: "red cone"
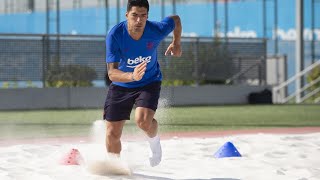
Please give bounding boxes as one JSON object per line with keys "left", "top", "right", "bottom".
{"left": 60, "top": 148, "right": 83, "bottom": 165}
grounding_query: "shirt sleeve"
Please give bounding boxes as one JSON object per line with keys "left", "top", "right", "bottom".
{"left": 154, "top": 17, "right": 175, "bottom": 39}
{"left": 105, "top": 34, "right": 121, "bottom": 63}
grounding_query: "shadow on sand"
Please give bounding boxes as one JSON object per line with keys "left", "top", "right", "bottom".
{"left": 133, "top": 173, "right": 241, "bottom": 180}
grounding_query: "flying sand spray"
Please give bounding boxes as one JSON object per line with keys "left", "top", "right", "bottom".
{"left": 59, "top": 97, "right": 171, "bottom": 175}
{"left": 59, "top": 120, "right": 131, "bottom": 175}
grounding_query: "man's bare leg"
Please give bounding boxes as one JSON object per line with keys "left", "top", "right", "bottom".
{"left": 135, "top": 107, "right": 162, "bottom": 167}
{"left": 105, "top": 120, "right": 126, "bottom": 154}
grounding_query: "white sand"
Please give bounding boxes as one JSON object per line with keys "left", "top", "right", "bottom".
{"left": 0, "top": 121, "right": 319, "bottom": 180}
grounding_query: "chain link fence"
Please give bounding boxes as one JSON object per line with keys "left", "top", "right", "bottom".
{"left": 0, "top": 34, "right": 266, "bottom": 88}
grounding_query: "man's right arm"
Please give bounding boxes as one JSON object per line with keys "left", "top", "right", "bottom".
{"left": 107, "top": 63, "right": 133, "bottom": 82}
{"left": 107, "top": 33, "right": 134, "bottom": 82}
{"left": 107, "top": 62, "right": 147, "bottom": 82}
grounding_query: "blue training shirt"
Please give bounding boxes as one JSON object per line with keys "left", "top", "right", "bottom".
{"left": 106, "top": 17, "right": 175, "bottom": 88}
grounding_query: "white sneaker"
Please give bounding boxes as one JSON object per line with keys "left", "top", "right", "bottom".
{"left": 148, "top": 135, "right": 162, "bottom": 167}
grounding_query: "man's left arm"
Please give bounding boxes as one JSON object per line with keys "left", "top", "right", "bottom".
{"left": 165, "top": 15, "right": 182, "bottom": 57}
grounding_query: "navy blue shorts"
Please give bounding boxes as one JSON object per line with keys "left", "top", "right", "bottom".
{"left": 103, "top": 81, "right": 161, "bottom": 121}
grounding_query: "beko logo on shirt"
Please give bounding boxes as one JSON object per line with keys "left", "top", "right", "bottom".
{"left": 127, "top": 56, "right": 151, "bottom": 68}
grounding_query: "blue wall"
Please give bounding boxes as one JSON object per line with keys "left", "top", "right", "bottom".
{"left": 1, "top": 0, "right": 319, "bottom": 38}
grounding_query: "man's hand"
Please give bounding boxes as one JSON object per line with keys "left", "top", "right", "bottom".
{"left": 132, "top": 61, "right": 147, "bottom": 81}
{"left": 165, "top": 43, "right": 182, "bottom": 57}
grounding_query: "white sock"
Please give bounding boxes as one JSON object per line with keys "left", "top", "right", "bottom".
{"left": 147, "top": 135, "right": 162, "bottom": 167}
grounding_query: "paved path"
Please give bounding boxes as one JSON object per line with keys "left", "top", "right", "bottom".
{"left": 1, "top": 127, "right": 319, "bottom": 146}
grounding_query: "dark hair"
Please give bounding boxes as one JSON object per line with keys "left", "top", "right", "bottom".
{"left": 127, "top": 0, "right": 149, "bottom": 12}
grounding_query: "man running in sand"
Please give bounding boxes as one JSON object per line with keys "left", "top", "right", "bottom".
{"left": 103, "top": 0, "right": 182, "bottom": 167}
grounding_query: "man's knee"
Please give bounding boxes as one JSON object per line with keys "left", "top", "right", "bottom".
{"left": 106, "top": 127, "right": 122, "bottom": 142}
{"left": 136, "top": 117, "right": 153, "bottom": 131}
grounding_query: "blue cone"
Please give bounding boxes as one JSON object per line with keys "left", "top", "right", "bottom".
{"left": 214, "top": 141, "right": 242, "bottom": 158}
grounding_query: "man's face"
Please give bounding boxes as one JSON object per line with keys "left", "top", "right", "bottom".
{"left": 126, "top": 6, "right": 148, "bottom": 33}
